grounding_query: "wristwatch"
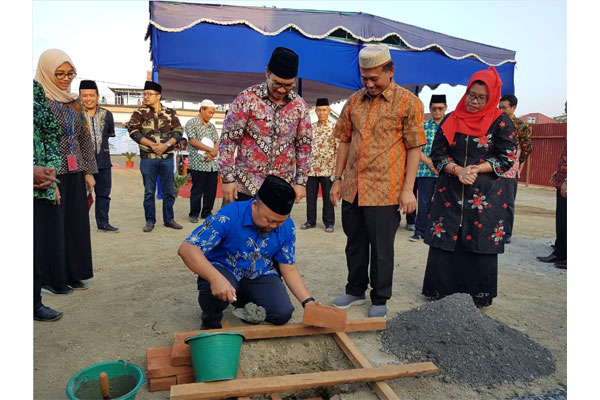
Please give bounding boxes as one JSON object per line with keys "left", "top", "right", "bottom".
{"left": 330, "top": 175, "right": 342, "bottom": 183}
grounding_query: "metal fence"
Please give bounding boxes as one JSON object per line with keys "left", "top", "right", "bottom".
{"left": 519, "top": 123, "right": 567, "bottom": 187}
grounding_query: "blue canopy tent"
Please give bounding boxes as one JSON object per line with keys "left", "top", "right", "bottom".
{"left": 147, "top": 2, "right": 516, "bottom": 104}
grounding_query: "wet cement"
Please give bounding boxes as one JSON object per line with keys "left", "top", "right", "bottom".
{"left": 73, "top": 374, "right": 138, "bottom": 399}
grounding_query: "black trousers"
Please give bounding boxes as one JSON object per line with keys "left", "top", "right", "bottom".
{"left": 189, "top": 170, "right": 218, "bottom": 218}
{"left": 305, "top": 176, "right": 335, "bottom": 227}
{"left": 503, "top": 177, "right": 519, "bottom": 240}
{"left": 342, "top": 197, "right": 400, "bottom": 305}
{"left": 43, "top": 172, "right": 94, "bottom": 287}
{"left": 93, "top": 167, "right": 112, "bottom": 227}
{"left": 554, "top": 188, "right": 567, "bottom": 260}
{"left": 34, "top": 198, "right": 59, "bottom": 311}
{"left": 415, "top": 177, "right": 437, "bottom": 237}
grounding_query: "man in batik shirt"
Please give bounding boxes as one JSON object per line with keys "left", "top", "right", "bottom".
{"left": 329, "top": 45, "right": 426, "bottom": 318}
{"left": 410, "top": 94, "right": 446, "bottom": 242}
{"left": 498, "top": 94, "right": 532, "bottom": 244}
{"left": 178, "top": 176, "right": 318, "bottom": 329}
{"left": 127, "top": 81, "right": 184, "bottom": 232}
{"left": 79, "top": 80, "right": 118, "bottom": 232}
{"left": 186, "top": 99, "right": 219, "bottom": 222}
{"left": 219, "top": 47, "right": 312, "bottom": 204}
{"left": 301, "top": 97, "right": 339, "bottom": 233}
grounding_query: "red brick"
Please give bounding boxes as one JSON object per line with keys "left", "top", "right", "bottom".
{"left": 148, "top": 376, "right": 176, "bottom": 392}
{"left": 176, "top": 372, "right": 196, "bottom": 385}
{"left": 147, "top": 345, "right": 194, "bottom": 379}
{"left": 303, "top": 303, "right": 347, "bottom": 331}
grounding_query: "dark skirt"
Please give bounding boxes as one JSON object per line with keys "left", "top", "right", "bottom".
{"left": 42, "top": 172, "right": 94, "bottom": 287}
{"left": 422, "top": 233, "right": 498, "bottom": 307}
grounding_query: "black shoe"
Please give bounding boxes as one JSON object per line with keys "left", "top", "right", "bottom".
{"left": 189, "top": 216, "right": 199, "bottom": 223}
{"left": 537, "top": 253, "right": 563, "bottom": 263}
{"left": 41, "top": 285, "right": 73, "bottom": 295}
{"left": 67, "top": 280, "right": 89, "bottom": 290}
{"left": 164, "top": 220, "right": 183, "bottom": 229}
{"left": 504, "top": 237, "right": 511, "bottom": 244}
{"left": 34, "top": 305, "right": 63, "bottom": 322}
{"left": 143, "top": 223, "right": 155, "bottom": 232}
{"left": 98, "top": 223, "right": 119, "bottom": 232}
{"left": 409, "top": 233, "right": 423, "bottom": 242}
{"left": 300, "top": 222, "right": 315, "bottom": 230}
{"left": 554, "top": 260, "right": 567, "bottom": 269}
{"left": 201, "top": 213, "right": 213, "bottom": 219}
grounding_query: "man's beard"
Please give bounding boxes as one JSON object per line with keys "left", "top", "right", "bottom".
{"left": 257, "top": 229, "right": 270, "bottom": 238}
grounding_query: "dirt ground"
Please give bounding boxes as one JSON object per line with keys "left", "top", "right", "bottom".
{"left": 33, "top": 156, "right": 566, "bottom": 400}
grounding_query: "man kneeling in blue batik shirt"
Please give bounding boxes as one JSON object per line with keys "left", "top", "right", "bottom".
{"left": 178, "top": 175, "right": 319, "bottom": 329}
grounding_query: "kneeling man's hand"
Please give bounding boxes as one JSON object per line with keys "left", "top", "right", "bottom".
{"left": 210, "top": 275, "right": 237, "bottom": 303}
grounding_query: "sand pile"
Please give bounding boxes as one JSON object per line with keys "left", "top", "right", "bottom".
{"left": 380, "top": 293, "right": 555, "bottom": 386}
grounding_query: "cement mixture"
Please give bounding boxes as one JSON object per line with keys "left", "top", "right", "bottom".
{"left": 380, "top": 293, "right": 555, "bottom": 386}
{"left": 232, "top": 302, "right": 267, "bottom": 324}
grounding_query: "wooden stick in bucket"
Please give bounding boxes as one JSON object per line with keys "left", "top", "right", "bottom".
{"left": 99, "top": 371, "right": 110, "bottom": 399}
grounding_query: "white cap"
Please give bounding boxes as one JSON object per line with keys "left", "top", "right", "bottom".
{"left": 200, "top": 99, "right": 215, "bottom": 108}
{"left": 359, "top": 45, "right": 392, "bottom": 69}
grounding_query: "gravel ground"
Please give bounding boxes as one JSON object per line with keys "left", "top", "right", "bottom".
{"left": 508, "top": 388, "right": 567, "bottom": 400}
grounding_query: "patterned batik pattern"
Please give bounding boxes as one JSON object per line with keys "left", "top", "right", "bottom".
{"left": 424, "top": 112, "right": 517, "bottom": 254}
{"left": 218, "top": 82, "right": 312, "bottom": 196}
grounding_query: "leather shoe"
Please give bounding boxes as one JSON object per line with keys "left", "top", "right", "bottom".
{"left": 98, "top": 223, "right": 119, "bottom": 232}
{"left": 300, "top": 222, "right": 315, "bottom": 230}
{"left": 164, "top": 220, "right": 183, "bottom": 229}
{"left": 536, "top": 254, "right": 563, "bottom": 263}
{"left": 189, "top": 216, "right": 199, "bottom": 223}
{"left": 143, "top": 223, "right": 155, "bottom": 232}
{"left": 34, "top": 305, "right": 63, "bottom": 322}
{"left": 41, "top": 285, "right": 73, "bottom": 295}
{"left": 554, "top": 260, "right": 567, "bottom": 269}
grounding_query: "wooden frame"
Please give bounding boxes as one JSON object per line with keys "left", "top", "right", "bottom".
{"left": 145, "top": 318, "right": 439, "bottom": 399}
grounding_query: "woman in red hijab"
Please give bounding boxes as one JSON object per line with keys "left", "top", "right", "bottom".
{"left": 421, "top": 67, "right": 517, "bottom": 307}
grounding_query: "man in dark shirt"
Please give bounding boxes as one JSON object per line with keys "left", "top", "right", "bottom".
{"left": 127, "top": 81, "right": 184, "bottom": 232}
{"left": 79, "top": 80, "right": 118, "bottom": 232}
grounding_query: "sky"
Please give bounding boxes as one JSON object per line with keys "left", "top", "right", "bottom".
{"left": 31, "top": 0, "right": 567, "bottom": 118}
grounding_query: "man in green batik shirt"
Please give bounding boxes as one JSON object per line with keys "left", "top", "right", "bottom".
{"left": 33, "top": 79, "right": 63, "bottom": 321}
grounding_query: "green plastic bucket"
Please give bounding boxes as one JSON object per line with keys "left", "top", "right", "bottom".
{"left": 65, "top": 360, "right": 145, "bottom": 400}
{"left": 185, "top": 332, "right": 245, "bottom": 382}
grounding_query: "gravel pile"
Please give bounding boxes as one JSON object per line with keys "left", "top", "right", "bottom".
{"left": 508, "top": 388, "right": 567, "bottom": 400}
{"left": 380, "top": 293, "right": 555, "bottom": 386}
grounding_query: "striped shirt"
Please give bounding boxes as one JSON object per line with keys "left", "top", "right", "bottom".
{"left": 334, "top": 80, "right": 426, "bottom": 206}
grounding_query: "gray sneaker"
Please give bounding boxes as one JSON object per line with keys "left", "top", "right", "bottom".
{"left": 406, "top": 224, "right": 416, "bottom": 231}
{"left": 368, "top": 304, "right": 387, "bottom": 318}
{"left": 331, "top": 294, "right": 367, "bottom": 309}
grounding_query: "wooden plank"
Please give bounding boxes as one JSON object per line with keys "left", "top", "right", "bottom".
{"left": 236, "top": 364, "right": 251, "bottom": 400}
{"left": 332, "top": 332, "right": 401, "bottom": 400}
{"left": 170, "top": 363, "right": 439, "bottom": 400}
{"left": 147, "top": 345, "right": 194, "bottom": 379}
{"left": 171, "top": 318, "right": 386, "bottom": 366}
{"left": 303, "top": 303, "right": 347, "bottom": 331}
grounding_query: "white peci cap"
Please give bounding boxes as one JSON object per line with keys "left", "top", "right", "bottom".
{"left": 359, "top": 45, "right": 392, "bottom": 69}
{"left": 200, "top": 99, "right": 215, "bottom": 108}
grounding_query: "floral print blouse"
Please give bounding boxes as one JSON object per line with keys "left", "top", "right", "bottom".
{"left": 424, "top": 112, "right": 517, "bottom": 254}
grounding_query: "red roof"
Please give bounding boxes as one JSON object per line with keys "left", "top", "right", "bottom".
{"left": 518, "top": 113, "right": 558, "bottom": 124}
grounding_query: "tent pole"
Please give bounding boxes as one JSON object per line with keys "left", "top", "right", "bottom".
{"left": 298, "top": 78, "right": 303, "bottom": 97}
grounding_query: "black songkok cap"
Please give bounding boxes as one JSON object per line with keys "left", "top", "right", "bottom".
{"left": 316, "top": 98, "right": 329, "bottom": 107}
{"left": 79, "top": 80, "right": 98, "bottom": 92}
{"left": 144, "top": 81, "right": 162, "bottom": 93}
{"left": 430, "top": 94, "right": 447, "bottom": 105}
{"left": 256, "top": 175, "right": 295, "bottom": 216}
{"left": 267, "top": 47, "right": 299, "bottom": 79}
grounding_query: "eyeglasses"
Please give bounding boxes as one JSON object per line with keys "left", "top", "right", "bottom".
{"left": 430, "top": 106, "right": 446, "bottom": 112}
{"left": 54, "top": 71, "right": 77, "bottom": 80}
{"left": 466, "top": 91, "right": 488, "bottom": 105}
{"left": 269, "top": 79, "right": 295, "bottom": 90}
{"left": 143, "top": 91, "right": 160, "bottom": 97}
